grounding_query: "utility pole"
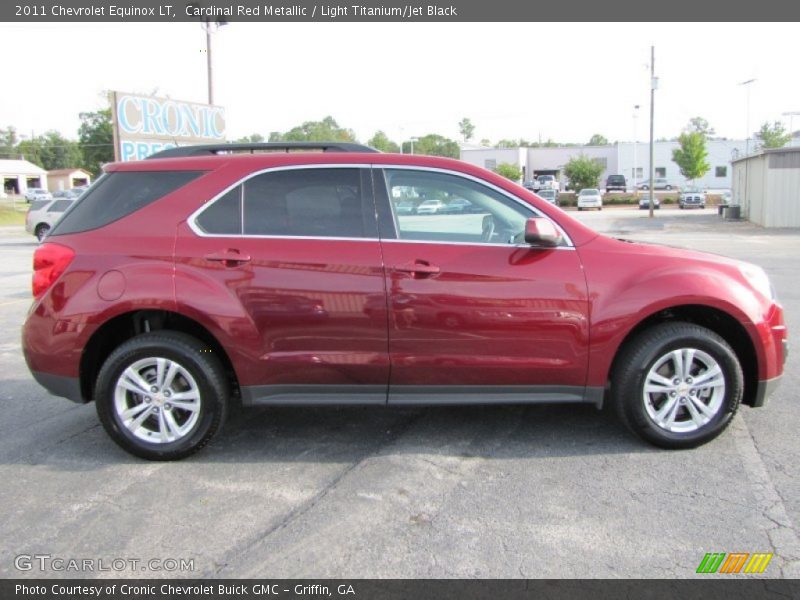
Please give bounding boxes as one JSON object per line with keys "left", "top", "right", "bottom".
{"left": 633, "top": 104, "right": 640, "bottom": 194}
{"left": 740, "top": 79, "right": 756, "bottom": 155}
{"left": 649, "top": 46, "right": 657, "bottom": 218}
{"left": 202, "top": 18, "right": 227, "bottom": 105}
{"left": 206, "top": 24, "right": 214, "bottom": 105}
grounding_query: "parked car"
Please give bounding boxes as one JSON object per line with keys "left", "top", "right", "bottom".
{"left": 638, "top": 178, "right": 675, "bottom": 191}
{"left": 24, "top": 188, "right": 52, "bottom": 203}
{"left": 679, "top": 187, "right": 707, "bottom": 209}
{"left": 605, "top": 175, "right": 627, "bottom": 193}
{"left": 22, "top": 142, "right": 786, "bottom": 460}
{"left": 53, "top": 188, "right": 84, "bottom": 201}
{"left": 441, "top": 198, "right": 477, "bottom": 214}
{"left": 535, "top": 174, "right": 560, "bottom": 192}
{"left": 416, "top": 199, "right": 447, "bottom": 214}
{"left": 393, "top": 199, "right": 416, "bottom": 215}
{"left": 639, "top": 196, "right": 661, "bottom": 210}
{"left": 577, "top": 188, "right": 603, "bottom": 211}
{"left": 537, "top": 189, "right": 559, "bottom": 205}
{"left": 25, "top": 198, "right": 75, "bottom": 241}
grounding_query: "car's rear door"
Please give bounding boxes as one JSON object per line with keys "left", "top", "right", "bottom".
{"left": 373, "top": 167, "right": 592, "bottom": 405}
{"left": 175, "top": 166, "right": 390, "bottom": 405}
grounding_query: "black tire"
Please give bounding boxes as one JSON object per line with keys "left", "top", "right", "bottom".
{"left": 35, "top": 224, "right": 50, "bottom": 241}
{"left": 95, "top": 331, "right": 229, "bottom": 460}
{"left": 666, "top": 185, "right": 673, "bottom": 190}
{"left": 612, "top": 322, "right": 743, "bottom": 449}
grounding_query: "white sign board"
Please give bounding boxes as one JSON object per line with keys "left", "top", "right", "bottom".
{"left": 110, "top": 91, "right": 226, "bottom": 161}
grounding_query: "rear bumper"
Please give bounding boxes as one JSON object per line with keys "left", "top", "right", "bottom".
{"left": 30, "top": 370, "right": 85, "bottom": 403}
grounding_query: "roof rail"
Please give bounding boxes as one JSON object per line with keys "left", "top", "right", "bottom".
{"left": 147, "top": 142, "right": 380, "bottom": 159}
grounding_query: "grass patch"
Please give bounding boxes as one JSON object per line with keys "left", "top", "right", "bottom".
{"left": 0, "top": 201, "right": 28, "bottom": 226}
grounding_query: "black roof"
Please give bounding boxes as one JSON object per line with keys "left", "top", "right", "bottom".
{"left": 147, "top": 142, "right": 379, "bottom": 159}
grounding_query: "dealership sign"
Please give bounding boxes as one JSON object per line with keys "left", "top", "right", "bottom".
{"left": 110, "top": 91, "right": 226, "bottom": 161}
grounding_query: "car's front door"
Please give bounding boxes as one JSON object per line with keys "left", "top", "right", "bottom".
{"left": 374, "top": 167, "right": 591, "bottom": 404}
{"left": 175, "top": 166, "right": 390, "bottom": 404}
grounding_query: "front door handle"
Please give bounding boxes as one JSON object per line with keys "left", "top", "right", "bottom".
{"left": 204, "top": 250, "right": 251, "bottom": 265}
{"left": 394, "top": 260, "right": 440, "bottom": 277}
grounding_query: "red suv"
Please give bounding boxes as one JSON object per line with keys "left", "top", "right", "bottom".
{"left": 22, "top": 143, "right": 787, "bottom": 460}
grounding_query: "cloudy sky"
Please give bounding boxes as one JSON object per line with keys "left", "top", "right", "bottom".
{"left": 1, "top": 22, "right": 798, "bottom": 145}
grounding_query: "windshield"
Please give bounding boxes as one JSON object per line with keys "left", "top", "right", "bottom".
{"left": 580, "top": 189, "right": 599, "bottom": 195}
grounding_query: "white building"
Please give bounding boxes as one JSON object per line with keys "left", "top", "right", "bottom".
{"left": 732, "top": 147, "right": 800, "bottom": 228}
{"left": 616, "top": 139, "right": 748, "bottom": 190}
{"left": 461, "top": 139, "right": 748, "bottom": 190}
{"left": 47, "top": 168, "right": 92, "bottom": 192}
{"left": 0, "top": 159, "right": 48, "bottom": 198}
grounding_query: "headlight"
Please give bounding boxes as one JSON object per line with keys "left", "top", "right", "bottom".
{"left": 739, "top": 263, "right": 775, "bottom": 301}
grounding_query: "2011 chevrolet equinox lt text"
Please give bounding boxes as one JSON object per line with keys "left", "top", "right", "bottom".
{"left": 22, "top": 142, "right": 788, "bottom": 460}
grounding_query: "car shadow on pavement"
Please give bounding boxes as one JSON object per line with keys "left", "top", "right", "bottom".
{"left": 2, "top": 395, "right": 659, "bottom": 468}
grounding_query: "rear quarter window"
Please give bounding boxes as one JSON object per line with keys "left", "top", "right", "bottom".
{"left": 50, "top": 171, "right": 204, "bottom": 236}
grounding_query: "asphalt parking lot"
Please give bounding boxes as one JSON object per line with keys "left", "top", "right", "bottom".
{"left": 0, "top": 207, "right": 797, "bottom": 579}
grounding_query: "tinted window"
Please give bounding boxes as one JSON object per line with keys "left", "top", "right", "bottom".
{"left": 383, "top": 169, "right": 533, "bottom": 244}
{"left": 51, "top": 171, "right": 204, "bottom": 236}
{"left": 29, "top": 200, "right": 50, "bottom": 211}
{"left": 48, "top": 200, "right": 72, "bottom": 213}
{"left": 242, "top": 168, "right": 366, "bottom": 238}
{"left": 195, "top": 187, "right": 242, "bottom": 235}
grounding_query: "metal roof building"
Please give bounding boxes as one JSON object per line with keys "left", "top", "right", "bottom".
{"left": 732, "top": 147, "right": 800, "bottom": 228}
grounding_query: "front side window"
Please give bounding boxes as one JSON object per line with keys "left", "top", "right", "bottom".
{"left": 383, "top": 169, "right": 535, "bottom": 245}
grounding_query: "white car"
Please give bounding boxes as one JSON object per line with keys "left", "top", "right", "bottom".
{"left": 24, "top": 188, "right": 52, "bottom": 202}
{"left": 25, "top": 198, "right": 75, "bottom": 241}
{"left": 535, "top": 175, "right": 560, "bottom": 192}
{"left": 416, "top": 199, "right": 447, "bottom": 214}
{"left": 577, "top": 189, "right": 603, "bottom": 211}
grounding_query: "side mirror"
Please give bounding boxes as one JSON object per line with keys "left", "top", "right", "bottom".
{"left": 524, "top": 217, "right": 562, "bottom": 247}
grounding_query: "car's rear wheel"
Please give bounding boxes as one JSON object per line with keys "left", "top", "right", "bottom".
{"left": 612, "top": 322, "right": 743, "bottom": 449}
{"left": 35, "top": 224, "right": 50, "bottom": 241}
{"left": 95, "top": 332, "right": 229, "bottom": 460}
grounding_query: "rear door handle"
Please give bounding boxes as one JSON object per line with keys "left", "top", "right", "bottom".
{"left": 394, "top": 260, "right": 440, "bottom": 277}
{"left": 204, "top": 250, "right": 251, "bottom": 265}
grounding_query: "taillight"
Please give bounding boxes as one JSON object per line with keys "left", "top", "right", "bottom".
{"left": 32, "top": 243, "right": 74, "bottom": 299}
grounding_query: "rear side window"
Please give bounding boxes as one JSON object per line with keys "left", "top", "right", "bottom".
{"left": 51, "top": 171, "right": 204, "bottom": 235}
{"left": 48, "top": 200, "right": 72, "bottom": 213}
{"left": 29, "top": 200, "right": 49, "bottom": 211}
{"left": 194, "top": 168, "right": 371, "bottom": 239}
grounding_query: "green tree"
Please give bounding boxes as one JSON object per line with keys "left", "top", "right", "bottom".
{"left": 78, "top": 109, "right": 114, "bottom": 176}
{"left": 269, "top": 116, "right": 357, "bottom": 143}
{"left": 687, "top": 117, "right": 715, "bottom": 136}
{"left": 479, "top": 138, "right": 491, "bottom": 147}
{"left": 18, "top": 131, "right": 83, "bottom": 171}
{"left": 236, "top": 133, "right": 265, "bottom": 143}
{"left": 671, "top": 131, "right": 710, "bottom": 182}
{"left": 588, "top": 134, "right": 608, "bottom": 146}
{"left": 0, "top": 126, "right": 18, "bottom": 156}
{"left": 494, "top": 162, "right": 522, "bottom": 182}
{"left": 402, "top": 134, "right": 460, "bottom": 158}
{"left": 367, "top": 130, "right": 400, "bottom": 153}
{"left": 563, "top": 154, "right": 604, "bottom": 191}
{"left": 458, "top": 117, "right": 475, "bottom": 142}
{"left": 756, "top": 121, "right": 791, "bottom": 149}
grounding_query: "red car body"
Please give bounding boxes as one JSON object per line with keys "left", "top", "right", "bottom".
{"left": 23, "top": 152, "right": 786, "bottom": 416}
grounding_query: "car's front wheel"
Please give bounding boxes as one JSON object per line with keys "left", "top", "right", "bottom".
{"left": 35, "top": 224, "right": 50, "bottom": 241}
{"left": 612, "top": 322, "right": 743, "bottom": 449}
{"left": 95, "top": 332, "right": 229, "bottom": 460}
